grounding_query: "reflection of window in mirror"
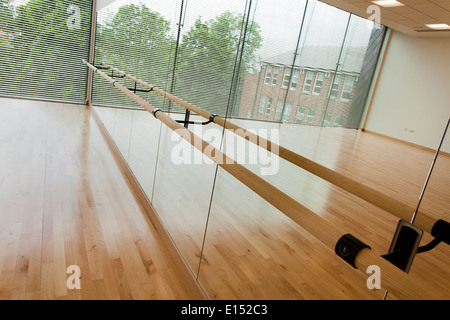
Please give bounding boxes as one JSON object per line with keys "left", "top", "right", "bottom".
{"left": 296, "top": 106, "right": 306, "bottom": 124}
{"left": 265, "top": 97, "right": 273, "bottom": 116}
{"left": 264, "top": 66, "right": 272, "bottom": 84}
{"left": 275, "top": 100, "right": 284, "bottom": 121}
{"left": 313, "top": 72, "right": 324, "bottom": 95}
{"left": 272, "top": 67, "right": 280, "bottom": 86}
{"left": 329, "top": 75, "right": 341, "bottom": 99}
{"left": 258, "top": 95, "right": 266, "bottom": 114}
{"left": 291, "top": 69, "right": 300, "bottom": 90}
{"left": 323, "top": 114, "right": 331, "bottom": 126}
{"left": 302, "top": 71, "right": 314, "bottom": 93}
{"left": 333, "top": 116, "right": 344, "bottom": 127}
{"left": 282, "top": 68, "right": 291, "bottom": 89}
{"left": 305, "top": 108, "right": 315, "bottom": 124}
{"left": 283, "top": 103, "right": 292, "bottom": 122}
{"left": 341, "top": 76, "right": 355, "bottom": 101}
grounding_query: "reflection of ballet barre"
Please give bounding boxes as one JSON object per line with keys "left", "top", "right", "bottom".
{"left": 99, "top": 62, "right": 448, "bottom": 239}
{"left": 82, "top": 59, "right": 440, "bottom": 299}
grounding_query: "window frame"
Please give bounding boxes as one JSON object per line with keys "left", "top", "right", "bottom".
{"left": 265, "top": 97, "right": 273, "bottom": 116}
{"left": 295, "top": 106, "right": 306, "bottom": 124}
{"left": 313, "top": 72, "right": 324, "bottom": 95}
{"left": 258, "top": 95, "right": 267, "bottom": 114}
{"left": 304, "top": 108, "right": 315, "bottom": 124}
{"left": 329, "top": 75, "right": 341, "bottom": 99}
{"left": 302, "top": 71, "right": 314, "bottom": 93}
{"left": 341, "top": 76, "right": 355, "bottom": 101}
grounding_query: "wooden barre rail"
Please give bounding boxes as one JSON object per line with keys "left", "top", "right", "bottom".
{"left": 83, "top": 59, "right": 440, "bottom": 299}
{"left": 100, "top": 62, "right": 439, "bottom": 236}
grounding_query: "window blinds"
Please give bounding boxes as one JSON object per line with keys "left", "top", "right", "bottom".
{"left": 92, "top": 0, "right": 252, "bottom": 117}
{"left": 0, "top": 0, "right": 92, "bottom": 103}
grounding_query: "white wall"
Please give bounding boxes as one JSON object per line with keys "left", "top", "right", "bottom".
{"left": 365, "top": 30, "right": 450, "bottom": 153}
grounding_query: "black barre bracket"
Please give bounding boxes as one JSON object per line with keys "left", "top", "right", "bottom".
{"left": 94, "top": 66, "right": 125, "bottom": 78}
{"left": 335, "top": 234, "right": 371, "bottom": 268}
{"left": 110, "top": 70, "right": 125, "bottom": 78}
{"left": 176, "top": 113, "right": 218, "bottom": 126}
{"left": 431, "top": 219, "right": 450, "bottom": 246}
{"left": 94, "top": 65, "right": 109, "bottom": 70}
{"left": 128, "top": 82, "right": 154, "bottom": 94}
{"left": 382, "top": 219, "right": 450, "bottom": 273}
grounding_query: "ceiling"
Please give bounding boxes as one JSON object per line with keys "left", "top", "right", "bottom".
{"left": 320, "top": 0, "right": 450, "bottom": 37}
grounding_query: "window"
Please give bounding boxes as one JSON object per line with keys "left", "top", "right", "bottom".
{"left": 264, "top": 66, "right": 273, "bottom": 84}
{"left": 258, "top": 95, "right": 267, "bottom": 114}
{"left": 302, "top": 71, "right": 314, "bottom": 93}
{"left": 305, "top": 109, "right": 315, "bottom": 124}
{"left": 282, "top": 68, "right": 291, "bottom": 88}
{"left": 295, "top": 106, "right": 306, "bottom": 124}
{"left": 329, "top": 75, "right": 341, "bottom": 99}
{"left": 333, "top": 116, "right": 344, "bottom": 127}
{"left": 282, "top": 103, "right": 292, "bottom": 122}
{"left": 275, "top": 100, "right": 284, "bottom": 121}
{"left": 0, "top": 0, "right": 92, "bottom": 102}
{"left": 265, "top": 97, "right": 273, "bottom": 115}
{"left": 313, "top": 72, "right": 324, "bottom": 95}
{"left": 323, "top": 114, "right": 331, "bottom": 127}
{"left": 341, "top": 76, "right": 355, "bottom": 101}
{"left": 265, "top": 66, "right": 280, "bottom": 86}
{"left": 272, "top": 67, "right": 280, "bottom": 85}
{"left": 290, "top": 69, "right": 299, "bottom": 90}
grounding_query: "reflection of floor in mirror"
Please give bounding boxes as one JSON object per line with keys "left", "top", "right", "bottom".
{"left": 2, "top": 97, "right": 448, "bottom": 300}
{"left": 96, "top": 105, "right": 450, "bottom": 300}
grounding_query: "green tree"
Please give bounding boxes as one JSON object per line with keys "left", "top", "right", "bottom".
{"left": 0, "top": 0, "right": 13, "bottom": 32}
{"left": 176, "top": 11, "right": 262, "bottom": 115}
{"left": 7, "top": 0, "right": 91, "bottom": 101}
{"left": 94, "top": 3, "right": 174, "bottom": 107}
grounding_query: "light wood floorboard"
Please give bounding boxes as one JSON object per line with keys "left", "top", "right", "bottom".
{"left": 0, "top": 98, "right": 195, "bottom": 300}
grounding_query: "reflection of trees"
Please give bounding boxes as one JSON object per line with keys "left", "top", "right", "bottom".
{"left": 0, "top": 1, "right": 262, "bottom": 113}
{"left": 96, "top": 4, "right": 173, "bottom": 88}
{"left": 176, "top": 11, "right": 262, "bottom": 115}
{"left": 96, "top": 6, "right": 262, "bottom": 115}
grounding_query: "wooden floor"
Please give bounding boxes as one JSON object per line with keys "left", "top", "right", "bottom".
{"left": 94, "top": 105, "right": 450, "bottom": 300}
{"left": 0, "top": 97, "right": 196, "bottom": 299}
{"left": 1, "top": 97, "right": 449, "bottom": 300}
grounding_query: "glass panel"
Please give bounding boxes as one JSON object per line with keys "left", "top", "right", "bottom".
{"left": 151, "top": 116, "right": 223, "bottom": 274}
{"left": 289, "top": 0, "right": 350, "bottom": 127}
{"left": 112, "top": 107, "right": 133, "bottom": 161}
{"left": 0, "top": 0, "right": 92, "bottom": 102}
{"left": 92, "top": 0, "right": 179, "bottom": 109}
{"left": 127, "top": 109, "right": 162, "bottom": 199}
{"left": 172, "top": 0, "right": 249, "bottom": 117}
{"left": 196, "top": 130, "right": 384, "bottom": 298}
{"left": 232, "top": 0, "right": 308, "bottom": 121}
{"left": 234, "top": 0, "right": 385, "bottom": 130}
{"left": 322, "top": 14, "right": 377, "bottom": 128}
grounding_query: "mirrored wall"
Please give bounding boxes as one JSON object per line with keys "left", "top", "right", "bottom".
{"left": 90, "top": 0, "right": 430, "bottom": 300}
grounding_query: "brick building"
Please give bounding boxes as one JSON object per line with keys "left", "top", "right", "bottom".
{"left": 237, "top": 45, "right": 367, "bottom": 127}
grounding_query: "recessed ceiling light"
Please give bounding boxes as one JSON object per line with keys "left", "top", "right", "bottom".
{"left": 372, "top": 0, "right": 404, "bottom": 7}
{"left": 425, "top": 24, "right": 450, "bottom": 30}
